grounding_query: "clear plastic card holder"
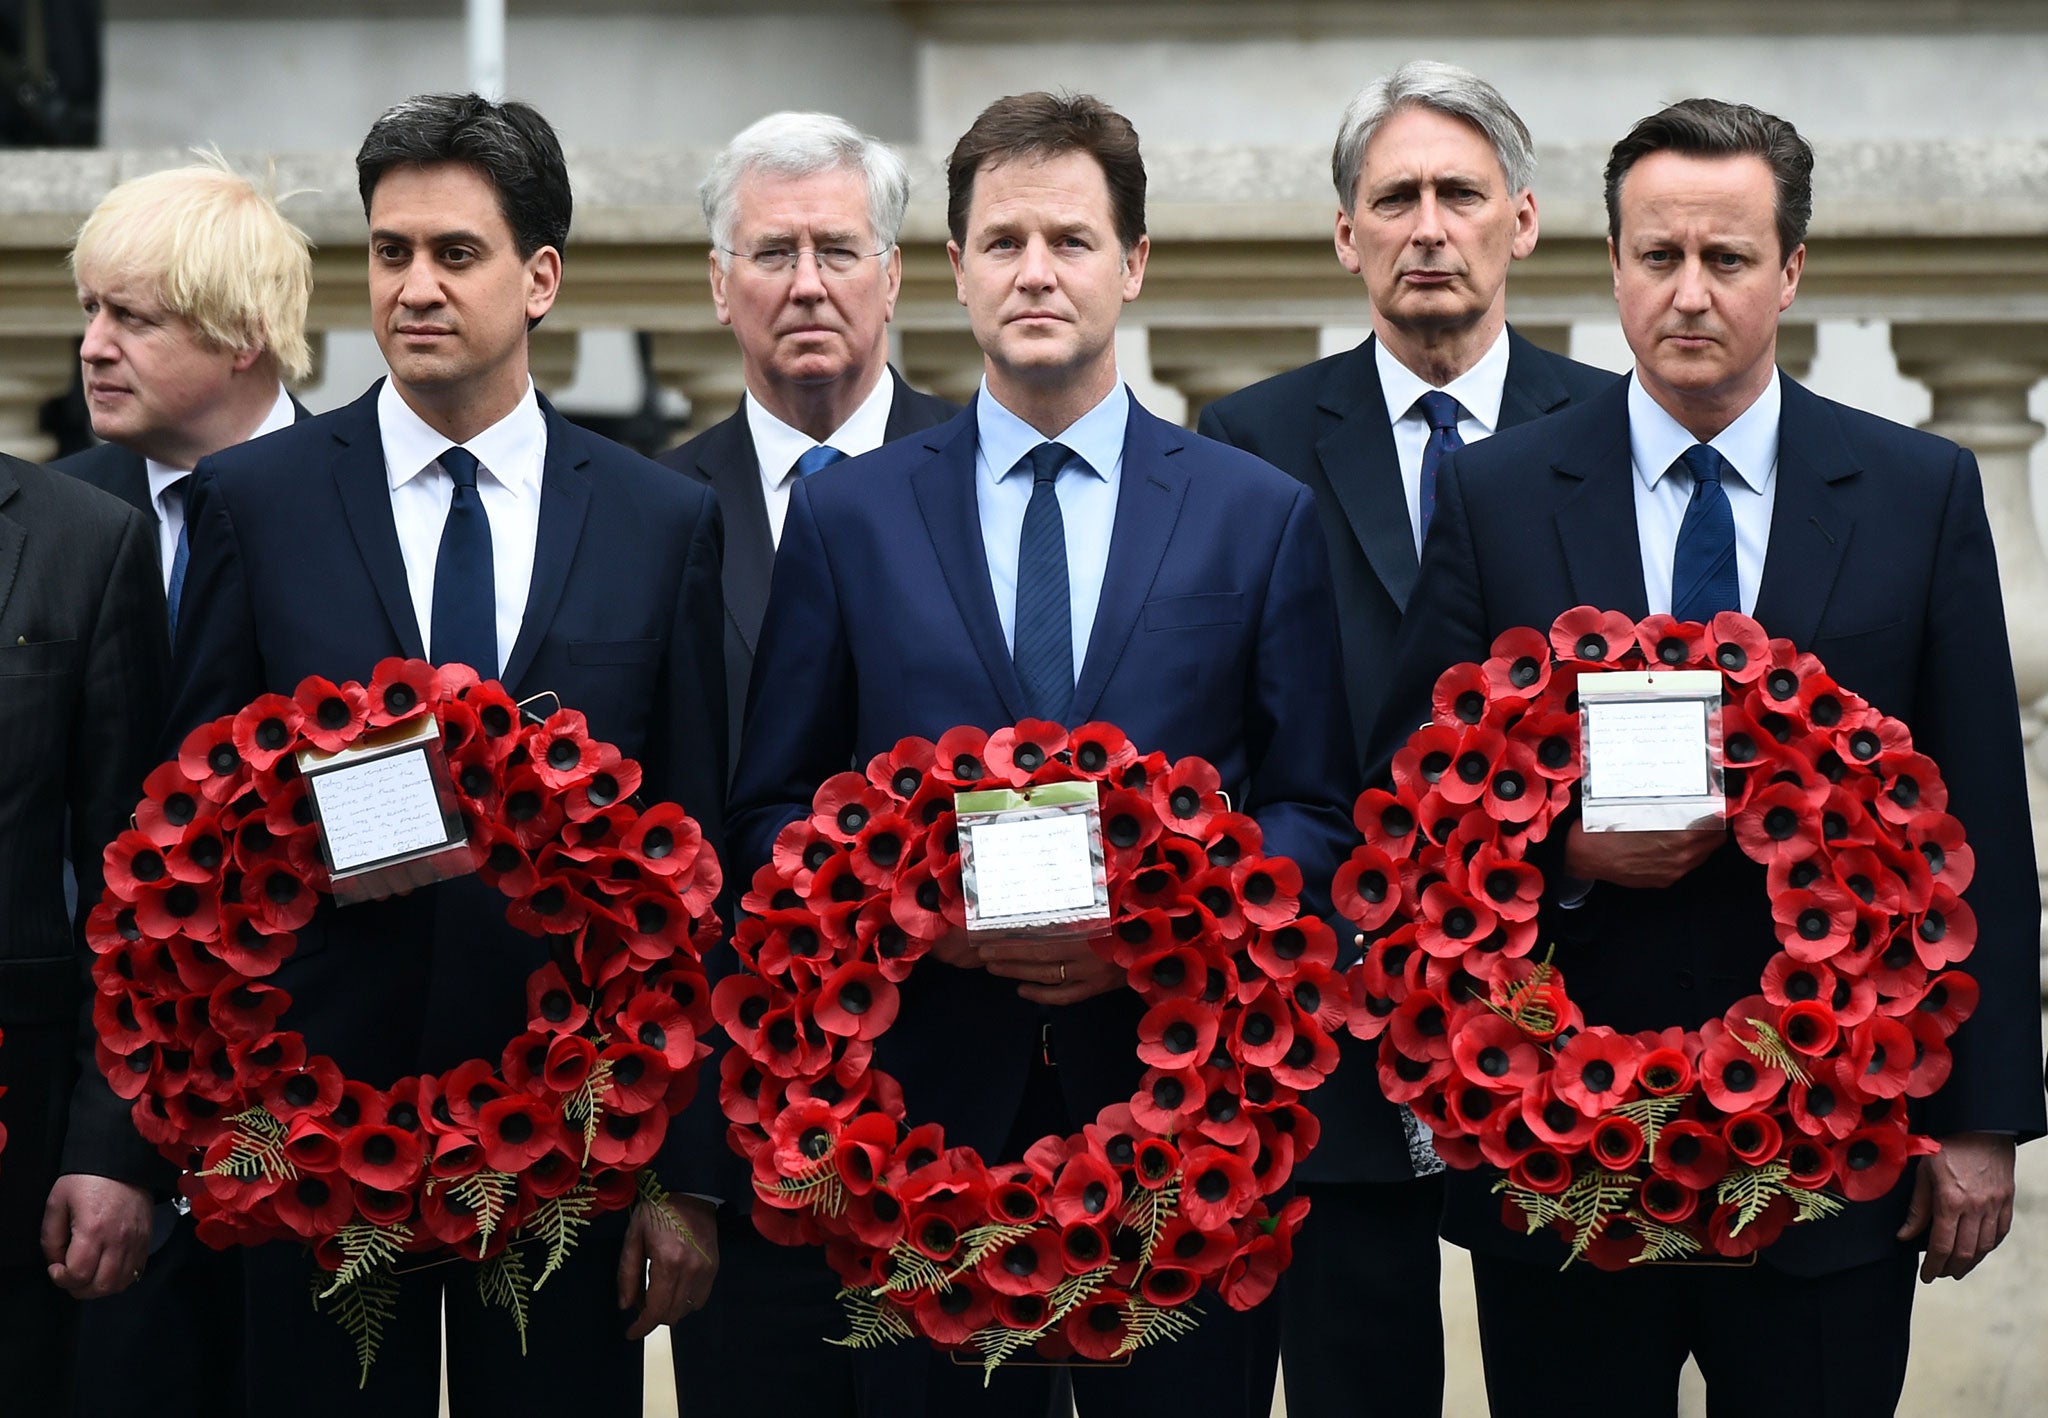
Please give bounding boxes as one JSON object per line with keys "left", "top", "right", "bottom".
{"left": 295, "top": 714, "right": 476, "bottom": 906}
{"left": 1576, "top": 669, "right": 1727, "bottom": 832}
{"left": 956, "top": 780, "right": 1112, "bottom": 938}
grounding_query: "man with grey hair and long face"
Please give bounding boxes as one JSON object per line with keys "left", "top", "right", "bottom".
{"left": 658, "top": 109, "right": 954, "bottom": 1418}
{"left": 660, "top": 111, "right": 956, "bottom": 760}
{"left": 1199, "top": 60, "right": 1614, "bottom": 1418}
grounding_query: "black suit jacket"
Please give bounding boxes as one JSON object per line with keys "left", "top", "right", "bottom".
{"left": 166, "top": 382, "right": 729, "bottom": 1192}
{"left": 1199, "top": 329, "right": 1616, "bottom": 1184}
{"left": 0, "top": 457, "right": 169, "bottom": 1265}
{"left": 1370, "top": 374, "right": 2046, "bottom": 1275}
{"left": 657, "top": 367, "right": 957, "bottom": 759}
{"left": 53, "top": 395, "right": 314, "bottom": 524}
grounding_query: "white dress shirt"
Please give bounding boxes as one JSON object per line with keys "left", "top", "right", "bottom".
{"left": 1627, "top": 371, "right": 1780, "bottom": 617}
{"left": 745, "top": 372, "right": 896, "bottom": 547}
{"left": 974, "top": 380, "right": 1127, "bottom": 675}
{"left": 378, "top": 378, "right": 546, "bottom": 675}
{"left": 145, "top": 383, "right": 296, "bottom": 592}
{"left": 1376, "top": 327, "right": 1511, "bottom": 555}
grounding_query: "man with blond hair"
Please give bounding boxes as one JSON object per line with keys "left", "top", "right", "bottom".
{"left": 59, "top": 154, "right": 313, "bottom": 645}
{"left": 55, "top": 153, "right": 312, "bottom": 1418}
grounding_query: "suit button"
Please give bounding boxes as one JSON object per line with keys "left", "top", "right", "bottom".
{"left": 1676, "top": 970, "right": 1696, "bottom": 990}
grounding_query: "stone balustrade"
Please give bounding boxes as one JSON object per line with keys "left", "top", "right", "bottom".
{"left": 6, "top": 140, "right": 2046, "bottom": 970}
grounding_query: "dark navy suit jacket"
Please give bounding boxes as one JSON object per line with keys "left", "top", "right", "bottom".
{"left": 1200, "top": 329, "right": 1616, "bottom": 1184}
{"left": 164, "top": 381, "right": 729, "bottom": 1191}
{"left": 727, "top": 394, "right": 1359, "bottom": 1163}
{"left": 1371, "top": 374, "right": 2046, "bottom": 1274}
{"left": 658, "top": 367, "right": 957, "bottom": 761}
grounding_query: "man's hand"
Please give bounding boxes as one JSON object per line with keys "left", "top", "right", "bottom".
{"left": 980, "top": 931, "right": 1122, "bottom": 1006}
{"left": 42, "top": 1173, "right": 152, "bottom": 1299}
{"left": 1561, "top": 821, "right": 1722, "bottom": 891}
{"left": 618, "top": 1193, "right": 718, "bottom": 1339}
{"left": 930, "top": 926, "right": 984, "bottom": 970}
{"left": 1897, "top": 1132, "right": 2016, "bottom": 1282}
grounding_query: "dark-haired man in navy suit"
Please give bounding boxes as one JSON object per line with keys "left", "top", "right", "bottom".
{"left": 729, "top": 91, "right": 1356, "bottom": 1418}
{"left": 166, "top": 93, "right": 727, "bottom": 1417}
{"left": 1372, "top": 97, "right": 2043, "bottom": 1418}
{"left": 1199, "top": 62, "right": 1615, "bottom": 1418}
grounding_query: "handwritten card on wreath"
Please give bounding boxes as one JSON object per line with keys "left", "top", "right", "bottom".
{"left": 957, "top": 781, "right": 1112, "bottom": 935}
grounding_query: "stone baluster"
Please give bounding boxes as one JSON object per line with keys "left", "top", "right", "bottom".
{"left": 527, "top": 328, "right": 581, "bottom": 395}
{"left": 1146, "top": 326, "right": 1322, "bottom": 429}
{"left": 898, "top": 327, "right": 988, "bottom": 408}
{"left": 1776, "top": 323, "right": 1818, "bottom": 382}
{"left": 1891, "top": 323, "right": 2048, "bottom": 978}
{"left": 647, "top": 330, "right": 748, "bottom": 428}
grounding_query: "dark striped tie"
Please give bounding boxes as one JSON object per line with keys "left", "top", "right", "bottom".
{"left": 431, "top": 446, "right": 498, "bottom": 677}
{"left": 1670, "top": 444, "right": 1739, "bottom": 623}
{"left": 1012, "top": 441, "right": 1074, "bottom": 723}
{"left": 163, "top": 476, "right": 190, "bottom": 645}
{"left": 1416, "top": 390, "right": 1464, "bottom": 541}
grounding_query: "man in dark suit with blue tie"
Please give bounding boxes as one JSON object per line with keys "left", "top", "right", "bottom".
{"left": 56, "top": 155, "right": 316, "bottom": 1418}
{"left": 166, "top": 93, "right": 728, "bottom": 1416}
{"left": 655, "top": 110, "right": 956, "bottom": 1418}
{"left": 1198, "top": 62, "right": 1614, "bottom": 1418}
{"left": 728, "top": 91, "right": 1357, "bottom": 1418}
{"left": 1373, "top": 98, "right": 2043, "bottom": 1417}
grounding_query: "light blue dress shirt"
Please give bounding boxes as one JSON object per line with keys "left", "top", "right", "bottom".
{"left": 974, "top": 380, "right": 1127, "bottom": 678}
{"left": 1627, "top": 371, "right": 1780, "bottom": 617}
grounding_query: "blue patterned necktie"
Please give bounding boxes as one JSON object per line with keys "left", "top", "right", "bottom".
{"left": 431, "top": 446, "right": 498, "bottom": 677}
{"left": 793, "top": 445, "right": 846, "bottom": 478}
{"left": 1670, "top": 444, "right": 1739, "bottom": 623}
{"left": 163, "top": 476, "right": 190, "bottom": 645}
{"left": 1012, "top": 441, "right": 1074, "bottom": 723}
{"left": 1415, "top": 390, "right": 1464, "bottom": 541}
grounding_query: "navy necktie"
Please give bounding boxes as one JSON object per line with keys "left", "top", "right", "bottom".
{"left": 1012, "top": 441, "right": 1074, "bottom": 724}
{"left": 163, "top": 476, "right": 190, "bottom": 645}
{"left": 1670, "top": 444, "right": 1740, "bottom": 624}
{"left": 793, "top": 445, "right": 847, "bottom": 479}
{"left": 1416, "top": 390, "right": 1464, "bottom": 541}
{"left": 431, "top": 446, "right": 498, "bottom": 678}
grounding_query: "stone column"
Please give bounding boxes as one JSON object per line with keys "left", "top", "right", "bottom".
{"left": 1147, "top": 326, "right": 1322, "bottom": 428}
{"left": 647, "top": 330, "right": 747, "bottom": 427}
{"left": 1891, "top": 322, "right": 2048, "bottom": 979}
{"left": 0, "top": 335, "right": 80, "bottom": 461}
{"left": 1515, "top": 324, "right": 1574, "bottom": 359}
{"left": 898, "top": 327, "right": 987, "bottom": 408}
{"left": 1776, "top": 322, "right": 1818, "bottom": 381}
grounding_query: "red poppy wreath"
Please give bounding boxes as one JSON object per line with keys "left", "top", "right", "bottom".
{"left": 87, "top": 658, "right": 721, "bottom": 1377}
{"left": 714, "top": 722, "right": 1331, "bottom": 1378}
{"left": 1337, "top": 608, "right": 1977, "bottom": 1268}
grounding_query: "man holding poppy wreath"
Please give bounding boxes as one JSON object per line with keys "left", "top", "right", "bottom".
{"left": 1197, "top": 61, "right": 1616, "bottom": 1418}
{"left": 1372, "top": 97, "right": 2043, "bottom": 1417}
{"left": 163, "top": 93, "right": 728, "bottom": 1415}
{"left": 728, "top": 91, "right": 1357, "bottom": 1417}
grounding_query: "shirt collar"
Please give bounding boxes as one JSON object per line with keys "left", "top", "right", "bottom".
{"left": 1628, "top": 369, "right": 1781, "bottom": 494}
{"left": 744, "top": 368, "right": 897, "bottom": 489}
{"left": 380, "top": 377, "right": 545, "bottom": 496}
{"left": 976, "top": 378, "right": 1128, "bottom": 485}
{"left": 145, "top": 382, "right": 298, "bottom": 503}
{"left": 1375, "top": 325, "right": 1511, "bottom": 435}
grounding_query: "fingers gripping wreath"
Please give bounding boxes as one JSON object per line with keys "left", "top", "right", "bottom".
{"left": 714, "top": 721, "right": 1333, "bottom": 1378}
{"left": 88, "top": 658, "right": 721, "bottom": 1375}
{"left": 1337, "top": 609, "right": 1978, "bottom": 1267}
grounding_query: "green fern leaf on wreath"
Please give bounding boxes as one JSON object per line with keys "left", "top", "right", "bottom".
{"left": 315, "top": 1263, "right": 401, "bottom": 1388}
{"left": 433, "top": 1168, "right": 518, "bottom": 1250}
{"left": 1739, "top": 1018, "right": 1812, "bottom": 1087}
{"left": 1116, "top": 1296, "right": 1205, "bottom": 1357}
{"left": 317, "top": 1221, "right": 413, "bottom": 1301}
{"left": 826, "top": 1288, "right": 915, "bottom": 1350}
{"left": 476, "top": 1248, "right": 534, "bottom": 1356}
{"left": 1611, "top": 1095, "right": 1685, "bottom": 1162}
{"left": 1717, "top": 1160, "right": 1792, "bottom": 1233}
{"left": 1627, "top": 1212, "right": 1704, "bottom": 1265}
{"left": 525, "top": 1183, "right": 596, "bottom": 1291}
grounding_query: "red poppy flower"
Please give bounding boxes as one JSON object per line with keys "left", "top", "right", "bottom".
{"left": 924, "top": 725, "right": 990, "bottom": 788}
{"left": 1901, "top": 1013, "right": 1954, "bottom": 1098}
{"left": 813, "top": 961, "right": 899, "bottom": 1042}
{"left": 1734, "top": 783, "right": 1823, "bottom": 867}
{"left": 1137, "top": 997, "right": 1220, "bottom": 1070}
{"left": 1150, "top": 757, "right": 1223, "bottom": 838}
{"left": 1908, "top": 885, "right": 1974, "bottom": 971}
{"left": 1270, "top": 1015, "right": 1339, "bottom": 1090}
{"left": 1227, "top": 987, "right": 1295, "bottom": 1070}
{"left": 888, "top": 858, "right": 956, "bottom": 941}
{"left": 913, "top": 1283, "right": 992, "bottom": 1348}
{"left": 225, "top": 694, "right": 304, "bottom": 775}
{"left": 1053, "top": 721, "right": 1131, "bottom": 781}
{"left": 1508, "top": 1147, "right": 1572, "bottom": 1195}
{"left": 1906, "top": 970, "right": 1978, "bottom": 1038}
{"left": 364, "top": 659, "right": 436, "bottom": 728}
{"left": 1586, "top": 1115, "right": 1645, "bottom": 1171}
{"left": 1902, "top": 812, "right": 1974, "bottom": 896}
{"left": 292, "top": 676, "right": 369, "bottom": 754}
{"left": 1549, "top": 607, "right": 1638, "bottom": 667}
{"left": 242, "top": 859, "right": 317, "bottom": 932}
{"left": 1178, "top": 1146, "right": 1256, "bottom": 1230}
{"left": 175, "top": 718, "right": 249, "bottom": 804}
{"left": 274, "top": 1174, "right": 355, "bottom": 1239}
{"left": 564, "top": 749, "right": 641, "bottom": 823}
{"left": 1721, "top": 1110, "right": 1782, "bottom": 1167}
{"left": 1481, "top": 625, "right": 1555, "bottom": 701}
{"left": 210, "top": 980, "right": 291, "bottom": 1042}
{"left": 587, "top": 1106, "right": 667, "bottom": 1170}
{"left": 1430, "top": 662, "right": 1497, "bottom": 733}
{"left": 1777, "top": 999, "right": 1840, "bottom": 1057}
{"left": 476, "top": 1094, "right": 560, "bottom": 1172}
{"left": 1415, "top": 883, "right": 1498, "bottom": 960}
{"left": 1873, "top": 751, "right": 1946, "bottom": 827}
{"left": 1392, "top": 723, "right": 1463, "bottom": 800}
{"left": 1832, "top": 1126, "right": 1912, "bottom": 1201}
{"left": 1697, "top": 1023, "right": 1783, "bottom": 1112}
{"left": 1698, "top": 610, "right": 1768, "bottom": 683}
{"left": 133, "top": 761, "right": 211, "bottom": 848}
{"left": 1551, "top": 1028, "right": 1638, "bottom": 1116}
{"left": 1229, "top": 856, "right": 1300, "bottom": 932}
{"left": 982, "top": 720, "right": 1069, "bottom": 785}
{"left": 523, "top": 708, "right": 595, "bottom": 791}
{"left": 1387, "top": 988, "right": 1453, "bottom": 1062}
{"left": 1772, "top": 878, "right": 1857, "bottom": 963}
{"left": 1130, "top": 1066, "right": 1207, "bottom": 1133}
{"left": 1447, "top": 1012, "right": 1540, "bottom": 1096}
{"left": 1846, "top": 1016, "right": 1915, "bottom": 1099}
{"left": 1353, "top": 788, "right": 1424, "bottom": 861}
{"left": 1652, "top": 1120, "right": 1729, "bottom": 1189}
{"left": 1331, "top": 845, "right": 1401, "bottom": 935}
{"left": 618, "top": 990, "right": 700, "bottom": 1072}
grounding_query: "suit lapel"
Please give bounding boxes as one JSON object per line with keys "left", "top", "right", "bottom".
{"left": 909, "top": 403, "right": 1031, "bottom": 721}
{"left": 1552, "top": 382, "right": 1652, "bottom": 619}
{"left": 1498, "top": 327, "right": 1576, "bottom": 430}
{"left": 0, "top": 460, "right": 23, "bottom": 633}
{"left": 1070, "top": 402, "right": 1190, "bottom": 725}
{"left": 693, "top": 411, "right": 774, "bottom": 653}
{"left": 104, "top": 449, "right": 152, "bottom": 517}
{"left": 330, "top": 387, "right": 427, "bottom": 661}
{"left": 502, "top": 398, "right": 593, "bottom": 690}
{"left": 1313, "top": 339, "right": 1420, "bottom": 609}
{"left": 1752, "top": 378, "right": 1855, "bottom": 648}
{"left": 882, "top": 367, "right": 926, "bottom": 441}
